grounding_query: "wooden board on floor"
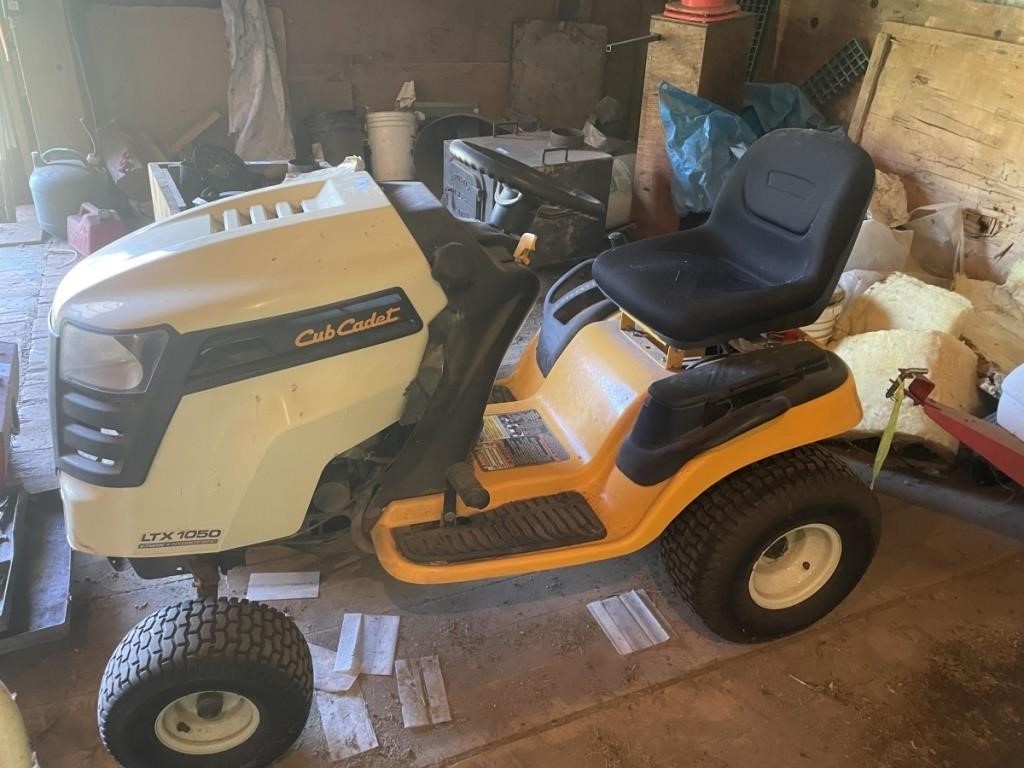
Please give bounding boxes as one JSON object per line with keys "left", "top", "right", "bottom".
{"left": 0, "top": 221, "right": 43, "bottom": 247}
{"left": 14, "top": 206, "right": 36, "bottom": 223}
{"left": 511, "top": 20, "right": 608, "bottom": 128}
{"left": 850, "top": 22, "right": 1024, "bottom": 281}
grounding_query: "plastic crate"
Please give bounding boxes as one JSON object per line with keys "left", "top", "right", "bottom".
{"left": 802, "top": 39, "right": 870, "bottom": 107}
{"left": 738, "top": 0, "right": 775, "bottom": 80}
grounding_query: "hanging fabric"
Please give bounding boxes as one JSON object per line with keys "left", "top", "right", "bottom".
{"left": 221, "top": 0, "right": 295, "bottom": 160}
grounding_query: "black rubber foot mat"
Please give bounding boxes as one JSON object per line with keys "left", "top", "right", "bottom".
{"left": 488, "top": 385, "right": 515, "bottom": 404}
{"left": 393, "top": 492, "right": 606, "bottom": 564}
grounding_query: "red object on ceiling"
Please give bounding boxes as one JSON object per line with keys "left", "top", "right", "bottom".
{"left": 664, "top": 1, "right": 742, "bottom": 23}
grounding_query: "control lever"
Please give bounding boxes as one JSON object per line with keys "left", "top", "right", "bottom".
{"left": 442, "top": 461, "right": 490, "bottom": 526}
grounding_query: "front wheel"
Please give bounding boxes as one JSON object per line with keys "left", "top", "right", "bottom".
{"left": 99, "top": 597, "right": 313, "bottom": 768}
{"left": 660, "top": 444, "right": 881, "bottom": 643}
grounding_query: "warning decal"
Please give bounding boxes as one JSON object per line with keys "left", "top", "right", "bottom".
{"left": 473, "top": 410, "right": 570, "bottom": 471}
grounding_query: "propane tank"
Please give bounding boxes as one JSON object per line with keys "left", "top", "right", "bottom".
{"left": 29, "top": 148, "right": 115, "bottom": 239}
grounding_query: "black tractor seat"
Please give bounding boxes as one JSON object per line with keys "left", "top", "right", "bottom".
{"left": 593, "top": 129, "right": 875, "bottom": 347}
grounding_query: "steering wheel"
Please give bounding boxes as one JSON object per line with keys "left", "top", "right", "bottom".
{"left": 449, "top": 140, "right": 606, "bottom": 220}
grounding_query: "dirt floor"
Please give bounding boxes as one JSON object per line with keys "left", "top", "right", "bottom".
{"left": 3, "top": 241, "right": 1024, "bottom": 767}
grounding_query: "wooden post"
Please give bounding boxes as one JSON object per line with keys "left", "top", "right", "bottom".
{"left": 631, "top": 14, "right": 755, "bottom": 238}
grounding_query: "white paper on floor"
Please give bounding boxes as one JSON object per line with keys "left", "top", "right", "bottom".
{"left": 246, "top": 571, "right": 320, "bottom": 601}
{"left": 587, "top": 589, "right": 670, "bottom": 655}
{"left": 394, "top": 655, "right": 452, "bottom": 728}
{"left": 333, "top": 612, "right": 400, "bottom": 676}
{"left": 315, "top": 687, "right": 378, "bottom": 760}
{"left": 309, "top": 643, "right": 358, "bottom": 693}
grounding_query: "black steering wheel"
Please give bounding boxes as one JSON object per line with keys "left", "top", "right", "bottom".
{"left": 449, "top": 140, "right": 606, "bottom": 220}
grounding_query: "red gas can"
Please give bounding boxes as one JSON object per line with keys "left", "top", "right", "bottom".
{"left": 66, "top": 203, "right": 129, "bottom": 256}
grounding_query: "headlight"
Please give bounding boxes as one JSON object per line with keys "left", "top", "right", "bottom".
{"left": 59, "top": 324, "right": 169, "bottom": 393}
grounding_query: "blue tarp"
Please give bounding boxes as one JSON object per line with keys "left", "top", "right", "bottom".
{"left": 658, "top": 81, "right": 831, "bottom": 214}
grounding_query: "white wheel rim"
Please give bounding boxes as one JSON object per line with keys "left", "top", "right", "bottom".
{"left": 747, "top": 523, "right": 843, "bottom": 610}
{"left": 154, "top": 691, "right": 260, "bottom": 755}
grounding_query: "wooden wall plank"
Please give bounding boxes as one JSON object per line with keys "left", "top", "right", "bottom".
{"left": 511, "top": 20, "right": 608, "bottom": 128}
{"left": 847, "top": 31, "right": 891, "bottom": 143}
{"left": 9, "top": 0, "right": 88, "bottom": 152}
{"left": 856, "top": 22, "right": 1024, "bottom": 279}
{"left": 773, "top": 0, "right": 1024, "bottom": 126}
{"left": 86, "top": 5, "right": 230, "bottom": 152}
{"left": 13, "top": 0, "right": 677, "bottom": 167}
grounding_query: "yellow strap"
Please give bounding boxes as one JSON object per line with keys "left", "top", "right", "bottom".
{"left": 871, "top": 378, "right": 905, "bottom": 490}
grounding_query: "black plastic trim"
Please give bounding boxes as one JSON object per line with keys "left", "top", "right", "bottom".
{"left": 51, "top": 289, "right": 423, "bottom": 489}
{"left": 617, "top": 343, "right": 850, "bottom": 486}
{"left": 366, "top": 183, "right": 539, "bottom": 516}
{"left": 393, "top": 491, "right": 605, "bottom": 564}
{"left": 535, "top": 258, "right": 615, "bottom": 376}
{"left": 183, "top": 288, "right": 422, "bottom": 393}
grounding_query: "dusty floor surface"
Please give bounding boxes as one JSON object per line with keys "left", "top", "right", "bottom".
{"left": 2, "top": 494, "right": 1023, "bottom": 768}
{"left": 3, "top": 242, "right": 1024, "bottom": 767}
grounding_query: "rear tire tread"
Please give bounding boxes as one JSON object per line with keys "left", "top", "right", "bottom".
{"left": 661, "top": 444, "right": 876, "bottom": 641}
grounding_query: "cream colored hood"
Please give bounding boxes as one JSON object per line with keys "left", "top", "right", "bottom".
{"left": 51, "top": 160, "right": 443, "bottom": 335}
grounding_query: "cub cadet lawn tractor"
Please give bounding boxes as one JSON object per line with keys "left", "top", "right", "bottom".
{"left": 49, "top": 128, "right": 877, "bottom": 767}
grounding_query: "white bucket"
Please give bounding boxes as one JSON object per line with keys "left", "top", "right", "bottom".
{"left": 799, "top": 287, "right": 846, "bottom": 344}
{"left": 366, "top": 111, "right": 417, "bottom": 181}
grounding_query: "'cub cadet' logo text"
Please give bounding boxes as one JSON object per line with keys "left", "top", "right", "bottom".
{"left": 294, "top": 306, "right": 401, "bottom": 348}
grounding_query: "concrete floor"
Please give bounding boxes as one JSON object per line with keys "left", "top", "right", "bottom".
{"left": 2, "top": 242, "right": 1024, "bottom": 767}
{"left": 2, "top": 494, "right": 1023, "bottom": 768}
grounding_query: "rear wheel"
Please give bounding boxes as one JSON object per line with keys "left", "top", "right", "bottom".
{"left": 660, "top": 444, "right": 881, "bottom": 642}
{"left": 99, "top": 597, "right": 312, "bottom": 768}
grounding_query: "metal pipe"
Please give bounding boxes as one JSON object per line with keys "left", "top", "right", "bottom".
{"left": 605, "top": 33, "right": 663, "bottom": 53}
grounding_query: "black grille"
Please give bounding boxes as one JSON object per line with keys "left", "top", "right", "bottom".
{"left": 49, "top": 287, "right": 426, "bottom": 488}
{"left": 49, "top": 334, "right": 177, "bottom": 489}
{"left": 54, "top": 382, "right": 142, "bottom": 482}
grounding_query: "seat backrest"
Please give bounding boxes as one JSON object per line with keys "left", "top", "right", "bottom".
{"left": 709, "top": 128, "right": 875, "bottom": 292}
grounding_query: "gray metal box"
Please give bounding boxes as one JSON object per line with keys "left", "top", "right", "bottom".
{"left": 442, "top": 132, "right": 612, "bottom": 267}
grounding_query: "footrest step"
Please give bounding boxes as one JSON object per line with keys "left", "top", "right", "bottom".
{"left": 393, "top": 492, "right": 605, "bottom": 564}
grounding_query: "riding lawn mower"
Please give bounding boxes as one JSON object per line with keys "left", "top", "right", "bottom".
{"left": 49, "top": 127, "right": 877, "bottom": 767}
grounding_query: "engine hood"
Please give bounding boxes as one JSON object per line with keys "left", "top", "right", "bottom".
{"left": 51, "top": 160, "right": 442, "bottom": 336}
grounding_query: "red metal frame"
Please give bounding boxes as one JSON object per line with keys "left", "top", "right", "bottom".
{"left": 904, "top": 375, "right": 1024, "bottom": 486}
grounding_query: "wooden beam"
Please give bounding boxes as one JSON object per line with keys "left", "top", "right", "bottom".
{"left": 630, "top": 13, "right": 754, "bottom": 238}
{"left": 847, "top": 31, "right": 890, "bottom": 144}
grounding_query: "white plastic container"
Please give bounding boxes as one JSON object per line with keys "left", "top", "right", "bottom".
{"left": 366, "top": 111, "right": 417, "bottom": 181}
{"left": 799, "top": 287, "right": 846, "bottom": 344}
{"left": 605, "top": 153, "right": 636, "bottom": 229}
{"left": 998, "top": 363, "right": 1024, "bottom": 441}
